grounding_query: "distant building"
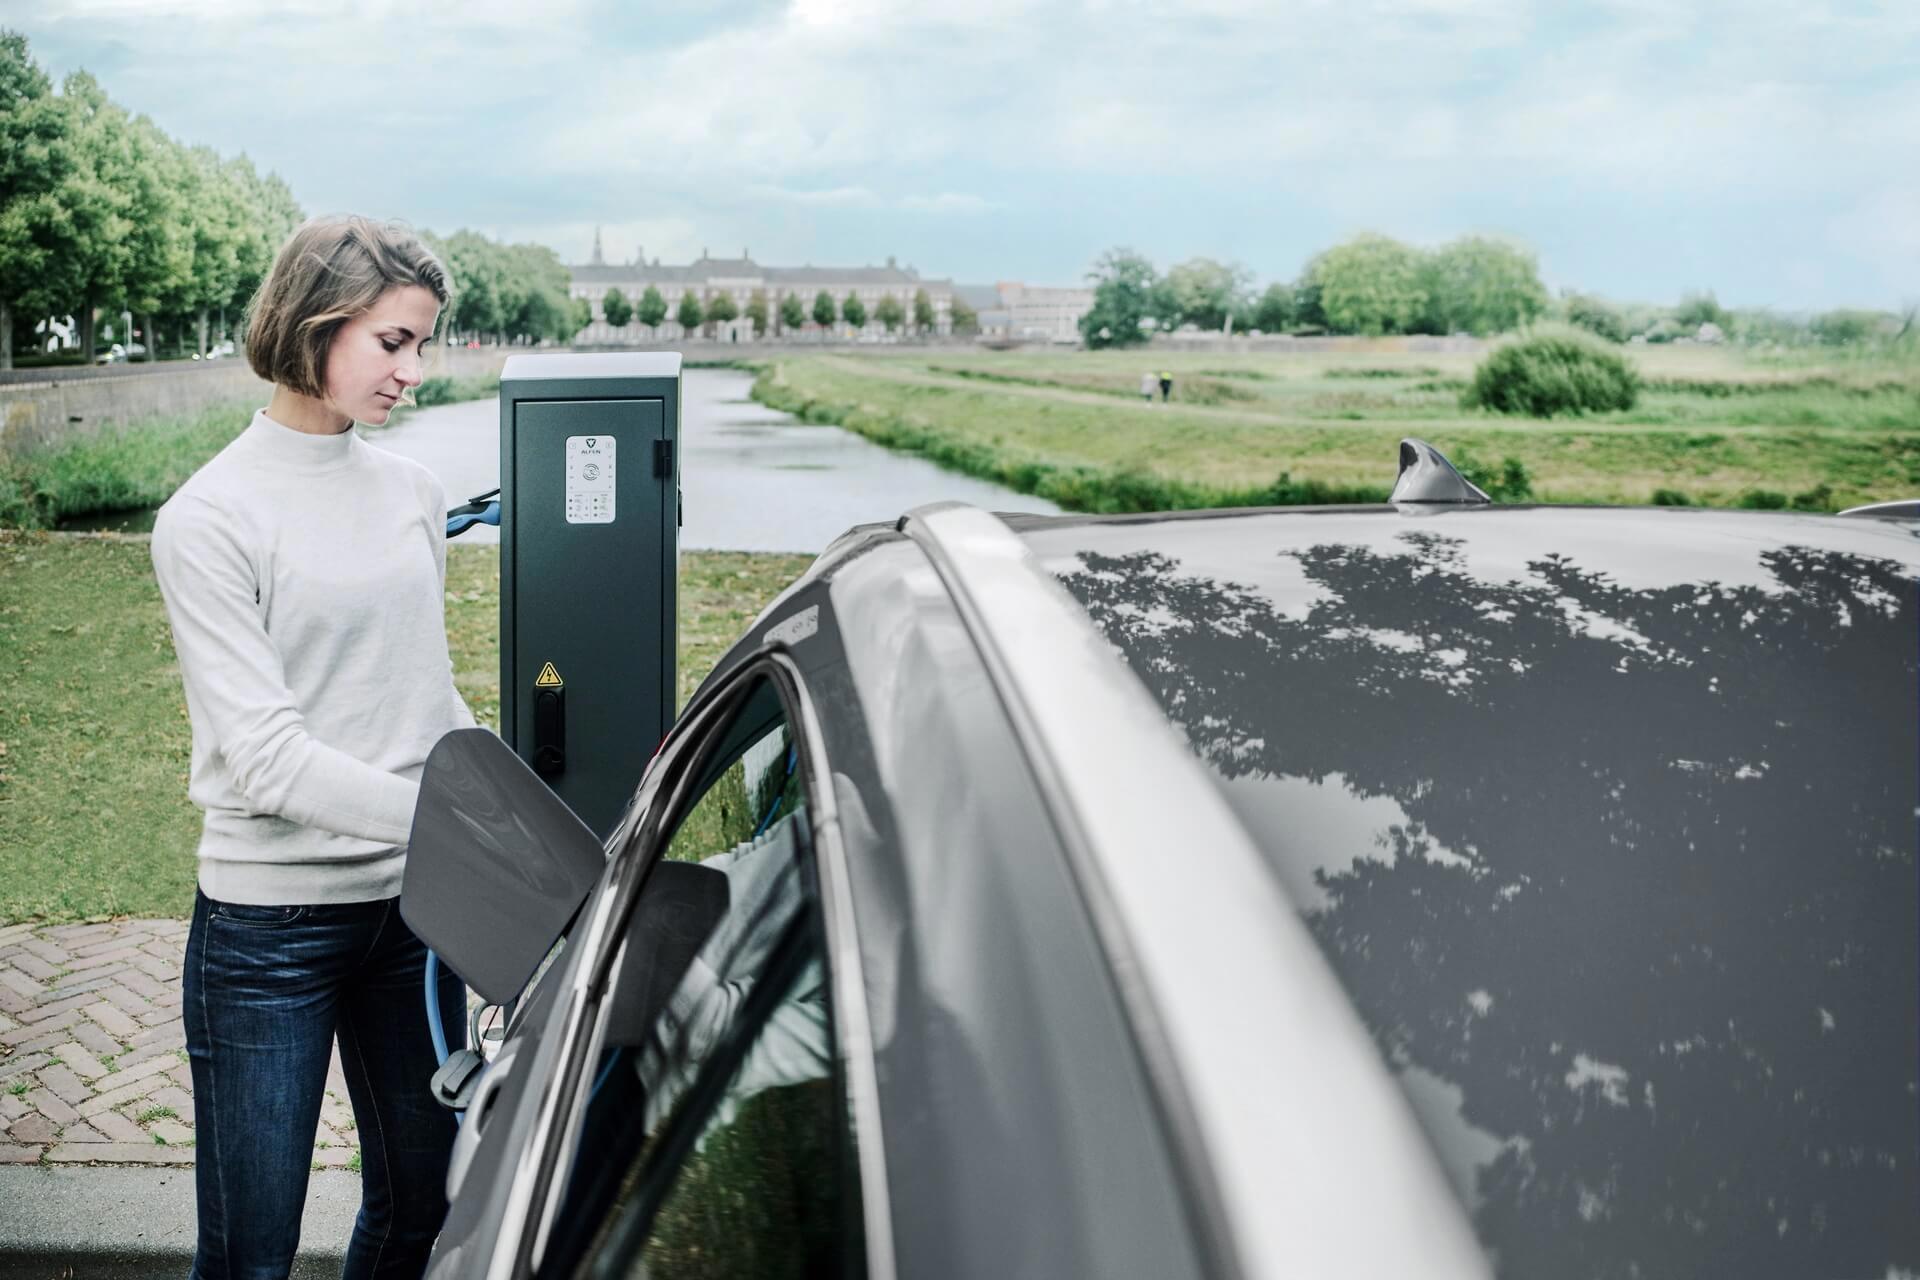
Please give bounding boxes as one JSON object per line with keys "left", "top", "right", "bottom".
{"left": 568, "top": 239, "right": 957, "bottom": 343}
{"left": 954, "top": 284, "right": 1007, "bottom": 337}
{"left": 957, "top": 281, "right": 1095, "bottom": 344}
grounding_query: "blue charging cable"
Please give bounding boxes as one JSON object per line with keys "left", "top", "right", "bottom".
{"left": 421, "top": 491, "right": 506, "bottom": 1118}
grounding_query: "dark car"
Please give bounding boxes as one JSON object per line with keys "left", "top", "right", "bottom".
{"left": 405, "top": 447, "right": 1920, "bottom": 1280}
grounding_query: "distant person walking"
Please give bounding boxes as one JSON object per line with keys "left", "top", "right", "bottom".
{"left": 151, "top": 216, "right": 470, "bottom": 1280}
{"left": 1159, "top": 371, "right": 1174, "bottom": 402}
{"left": 1140, "top": 371, "right": 1157, "bottom": 403}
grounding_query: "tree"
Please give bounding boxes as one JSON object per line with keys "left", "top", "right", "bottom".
{"left": 874, "top": 293, "right": 904, "bottom": 333}
{"left": 179, "top": 146, "right": 249, "bottom": 357}
{"left": 0, "top": 30, "right": 75, "bottom": 369}
{"left": 434, "top": 229, "right": 507, "bottom": 341}
{"left": 780, "top": 292, "right": 806, "bottom": 334}
{"left": 1675, "top": 290, "right": 1727, "bottom": 330}
{"left": 676, "top": 290, "right": 703, "bottom": 335}
{"left": 57, "top": 71, "right": 138, "bottom": 361}
{"left": 706, "top": 290, "right": 738, "bottom": 338}
{"left": 636, "top": 284, "right": 667, "bottom": 332}
{"left": 1079, "top": 246, "right": 1160, "bottom": 348}
{"left": 950, "top": 295, "right": 979, "bottom": 336}
{"left": 118, "top": 115, "right": 192, "bottom": 360}
{"left": 1422, "top": 236, "right": 1547, "bottom": 336}
{"left": 1251, "top": 283, "right": 1294, "bottom": 334}
{"left": 841, "top": 292, "right": 867, "bottom": 330}
{"left": 498, "top": 241, "right": 574, "bottom": 342}
{"left": 0, "top": 33, "right": 307, "bottom": 367}
{"left": 912, "top": 287, "right": 935, "bottom": 335}
{"left": 1292, "top": 274, "right": 1328, "bottom": 331}
{"left": 600, "top": 286, "right": 632, "bottom": 328}
{"left": 568, "top": 295, "right": 592, "bottom": 338}
{"left": 1810, "top": 309, "right": 1885, "bottom": 346}
{"left": 1311, "top": 233, "right": 1428, "bottom": 336}
{"left": 811, "top": 289, "right": 836, "bottom": 332}
{"left": 744, "top": 288, "right": 768, "bottom": 337}
{"left": 1565, "top": 293, "right": 1627, "bottom": 343}
{"left": 224, "top": 157, "right": 300, "bottom": 336}
{"left": 1163, "top": 257, "right": 1253, "bottom": 331}
{"left": 1728, "top": 308, "right": 1810, "bottom": 346}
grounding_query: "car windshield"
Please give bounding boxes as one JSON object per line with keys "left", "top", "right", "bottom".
{"left": 1027, "top": 507, "right": 1920, "bottom": 1278}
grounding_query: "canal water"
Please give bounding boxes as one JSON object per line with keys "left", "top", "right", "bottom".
{"left": 65, "top": 368, "right": 1059, "bottom": 550}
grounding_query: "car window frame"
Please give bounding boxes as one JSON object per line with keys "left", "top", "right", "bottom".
{"left": 501, "top": 650, "right": 894, "bottom": 1280}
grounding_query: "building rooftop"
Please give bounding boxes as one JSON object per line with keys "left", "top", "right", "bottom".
{"left": 569, "top": 254, "right": 949, "bottom": 289}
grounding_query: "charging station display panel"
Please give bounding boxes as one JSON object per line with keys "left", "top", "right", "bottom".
{"left": 506, "top": 395, "right": 675, "bottom": 836}
{"left": 565, "top": 435, "right": 616, "bottom": 524}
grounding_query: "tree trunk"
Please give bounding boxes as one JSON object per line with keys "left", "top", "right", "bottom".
{"left": 142, "top": 313, "right": 156, "bottom": 361}
{"left": 80, "top": 291, "right": 96, "bottom": 365}
{"left": 197, "top": 309, "right": 209, "bottom": 358}
{"left": 0, "top": 299, "right": 12, "bottom": 371}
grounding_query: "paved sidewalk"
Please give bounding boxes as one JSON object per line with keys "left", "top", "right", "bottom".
{"left": 0, "top": 918, "right": 362, "bottom": 1171}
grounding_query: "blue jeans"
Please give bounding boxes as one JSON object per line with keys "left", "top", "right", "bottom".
{"left": 183, "top": 890, "right": 465, "bottom": 1280}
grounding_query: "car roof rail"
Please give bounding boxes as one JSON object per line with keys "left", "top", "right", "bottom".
{"left": 1838, "top": 499, "right": 1920, "bottom": 519}
{"left": 1390, "top": 437, "right": 1490, "bottom": 504}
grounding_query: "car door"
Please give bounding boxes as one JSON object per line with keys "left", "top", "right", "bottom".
{"left": 431, "top": 659, "right": 888, "bottom": 1280}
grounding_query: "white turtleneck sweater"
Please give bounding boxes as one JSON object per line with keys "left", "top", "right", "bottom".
{"left": 150, "top": 410, "right": 476, "bottom": 905}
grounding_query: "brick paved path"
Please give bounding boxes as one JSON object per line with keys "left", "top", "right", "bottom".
{"left": 0, "top": 919, "right": 362, "bottom": 1171}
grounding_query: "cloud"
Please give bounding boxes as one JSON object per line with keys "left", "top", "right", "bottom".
{"left": 749, "top": 187, "right": 996, "bottom": 214}
{"left": 12, "top": 0, "right": 1919, "bottom": 304}
{"left": 748, "top": 185, "right": 882, "bottom": 207}
{"left": 899, "top": 193, "right": 998, "bottom": 214}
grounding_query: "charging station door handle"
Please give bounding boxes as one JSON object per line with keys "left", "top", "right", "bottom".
{"left": 533, "top": 686, "right": 565, "bottom": 775}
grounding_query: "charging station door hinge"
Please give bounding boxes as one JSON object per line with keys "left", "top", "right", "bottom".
{"left": 654, "top": 439, "right": 673, "bottom": 478}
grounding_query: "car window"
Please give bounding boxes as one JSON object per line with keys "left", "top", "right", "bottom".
{"left": 544, "top": 675, "right": 864, "bottom": 1279}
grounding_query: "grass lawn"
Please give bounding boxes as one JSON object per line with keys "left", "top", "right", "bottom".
{"left": 0, "top": 533, "right": 811, "bottom": 923}
{"left": 754, "top": 345, "right": 1920, "bottom": 511}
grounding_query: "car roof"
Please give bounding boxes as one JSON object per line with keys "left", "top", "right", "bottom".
{"left": 1012, "top": 502, "right": 1920, "bottom": 1277}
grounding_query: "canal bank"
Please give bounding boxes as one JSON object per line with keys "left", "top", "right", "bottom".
{"left": 370, "top": 366, "right": 1060, "bottom": 551}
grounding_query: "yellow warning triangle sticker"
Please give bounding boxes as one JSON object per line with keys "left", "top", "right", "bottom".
{"left": 534, "top": 661, "right": 564, "bottom": 688}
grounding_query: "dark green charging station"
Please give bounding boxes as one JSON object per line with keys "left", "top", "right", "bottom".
{"left": 497, "top": 351, "right": 681, "bottom": 838}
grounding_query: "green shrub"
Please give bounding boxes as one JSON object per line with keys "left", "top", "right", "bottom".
{"left": 0, "top": 402, "right": 257, "bottom": 529}
{"left": 0, "top": 369, "right": 503, "bottom": 530}
{"left": 408, "top": 370, "right": 500, "bottom": 409}
{"left": 1650, "top": 488, "right": 1693, "bottom": 506}
{"left": 1323, "top": 366, "right": 1440, "bottom": 380}
{"left": 414, "top": 376, "right": 457, "bottom": 407}
{"left": 1790, "top": 484, "right": 1835, "bottom": 511}
{"left": 1464, "top": 335, "right": 1640, "bottom": 417}
{"left": 1564, "top": 294, "right": 1627, "bottom": 343}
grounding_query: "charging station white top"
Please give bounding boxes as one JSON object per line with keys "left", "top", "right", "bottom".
{"left": 501, "top": 351, "right": 683, "bottom": 381}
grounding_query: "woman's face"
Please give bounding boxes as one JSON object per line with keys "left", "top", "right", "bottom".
{"left": 323, "top": 285, "right": 441, "bottom": 425}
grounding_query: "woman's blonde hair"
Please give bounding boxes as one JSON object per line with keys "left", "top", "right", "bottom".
{"left": 245, "top": 216, "right": 451, "bottom": 396}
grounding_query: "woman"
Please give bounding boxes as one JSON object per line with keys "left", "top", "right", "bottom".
{"left": 151, "top": 215, "right": 473, "bottom": 1280}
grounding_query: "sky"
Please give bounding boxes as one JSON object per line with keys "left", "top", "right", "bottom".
{"left": 8, "top": 0, "right": 1919, "bottom": 310}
